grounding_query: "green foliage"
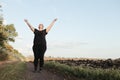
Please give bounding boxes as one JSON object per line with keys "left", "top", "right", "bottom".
{"left": 0, "top": 24, "right": 18, "bottom": 42}
{"left": 45, "top": 61, "right": 120, "bottom": 80}
{"left": 0, "top": 11, "right": 23, "bottom": 61}
{"left": 0, "top": 7, "right": 23, "bottom": 61}
{"left": 0, "top": 23, "right": 18, "bottom": 60}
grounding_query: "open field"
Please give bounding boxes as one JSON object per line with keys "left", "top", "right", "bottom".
{"left": 46, "top": 57, "right": 120, "bottom": 69}
{"left": 44, "top": 57, "right": 120, "bottom": 80}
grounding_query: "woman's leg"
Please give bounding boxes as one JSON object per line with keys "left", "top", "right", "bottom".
{"left": 33, "top": 58, "right": 38, "bottom": 71}
{"left": 39, "top": 53, "right": 45, "bottom": 67}
{"left": 33, "top": 45, "right": 39, "bottom": 71}
{"left": 39, "top": 46, "right": 46, "bottom": 70}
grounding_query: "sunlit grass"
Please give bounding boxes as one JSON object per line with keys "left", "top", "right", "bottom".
{"left": 45, "top": 61, "right": 120, "bottom": 80}
{"left": 0, "top": 62, "right": 26, "bottom": 80}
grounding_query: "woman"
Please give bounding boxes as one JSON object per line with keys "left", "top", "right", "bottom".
{"left": 24, "top": 18, "right": 57, "bottom": 72}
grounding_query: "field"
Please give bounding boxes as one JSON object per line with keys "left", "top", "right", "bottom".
{"left": 45, "top": 57, "right": 120, "bottom": 69}
{"left": 44, "top": 57, "right": 120, "bottom": 80}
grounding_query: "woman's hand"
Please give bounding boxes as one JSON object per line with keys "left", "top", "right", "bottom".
{"left": 24, "top": 19, "right": 28, "bottom": 23}
{"left": 53, "top": 18, "right": 57, "bottom": 22}
{"left": 46, "top": 18, "right": 58, "bottom": 33}
{"left": 24, "top": 19, "right": 35, "bottom": 32}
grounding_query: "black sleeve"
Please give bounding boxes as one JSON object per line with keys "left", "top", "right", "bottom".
{"left": 34, "top": 29, "right": 38, "bottom": 34}
{"left": 43, "top": 29, "right": 48, "bottom": 35}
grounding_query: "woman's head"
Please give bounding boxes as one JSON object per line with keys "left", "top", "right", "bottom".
{"left": 38, "top": 24, "right": 44, "bottom": 31}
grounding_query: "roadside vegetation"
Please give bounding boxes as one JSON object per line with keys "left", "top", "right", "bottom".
{"left": 45, "top": 60, "right": 120, "bottom": 80}
{"left": 0, "top": 62, "right": 26, "bottom": 80}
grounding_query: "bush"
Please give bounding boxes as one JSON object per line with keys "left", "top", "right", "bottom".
{"left": 0, "top": 50, "right": 8, "bottom": 61}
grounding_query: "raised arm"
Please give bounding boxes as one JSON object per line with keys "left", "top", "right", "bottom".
{"left": 46, "top": 18, "right": 57, "bottom": 33}
{"left": 24, "top": 19, "right": 35, "bottom": 32}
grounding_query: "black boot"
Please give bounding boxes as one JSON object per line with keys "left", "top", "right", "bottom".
{"left": 33, "top": 67, "right": 37, "bottom": 73}
{"left": 38, "top": 67, "right": 42, "bottom": 73}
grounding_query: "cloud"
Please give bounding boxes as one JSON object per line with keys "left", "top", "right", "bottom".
{"left": 48, "top": 41, "right": 88, "bottom": 49}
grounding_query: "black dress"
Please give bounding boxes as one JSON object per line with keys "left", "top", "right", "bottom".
{"left": 32, "top": 29, "right": 47, "bottom": 70}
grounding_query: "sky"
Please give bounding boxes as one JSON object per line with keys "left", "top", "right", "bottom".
{"left": 0, "top": 0, "right": 120, "bottom": 59}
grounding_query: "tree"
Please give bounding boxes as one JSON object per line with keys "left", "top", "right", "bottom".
{"left": 0, "top": 4, "right": 18, "bottom": 60}
{"left": 0, "top": 3, "right": 24, "bottom": 61}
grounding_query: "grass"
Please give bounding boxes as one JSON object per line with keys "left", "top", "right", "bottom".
{"left": 0, "top": 61, "right": 26, "bottom": 80}
{"left": 44, "top": 61, "right": 120, "bottom": 80}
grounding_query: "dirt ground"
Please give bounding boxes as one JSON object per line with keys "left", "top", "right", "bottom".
{"left": 25, "top": 62, "right": 65, "bottom": 80}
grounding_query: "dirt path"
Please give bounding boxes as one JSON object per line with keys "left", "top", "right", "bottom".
{"left": 25, "top": 62, "right": 65, "bottom": 80}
